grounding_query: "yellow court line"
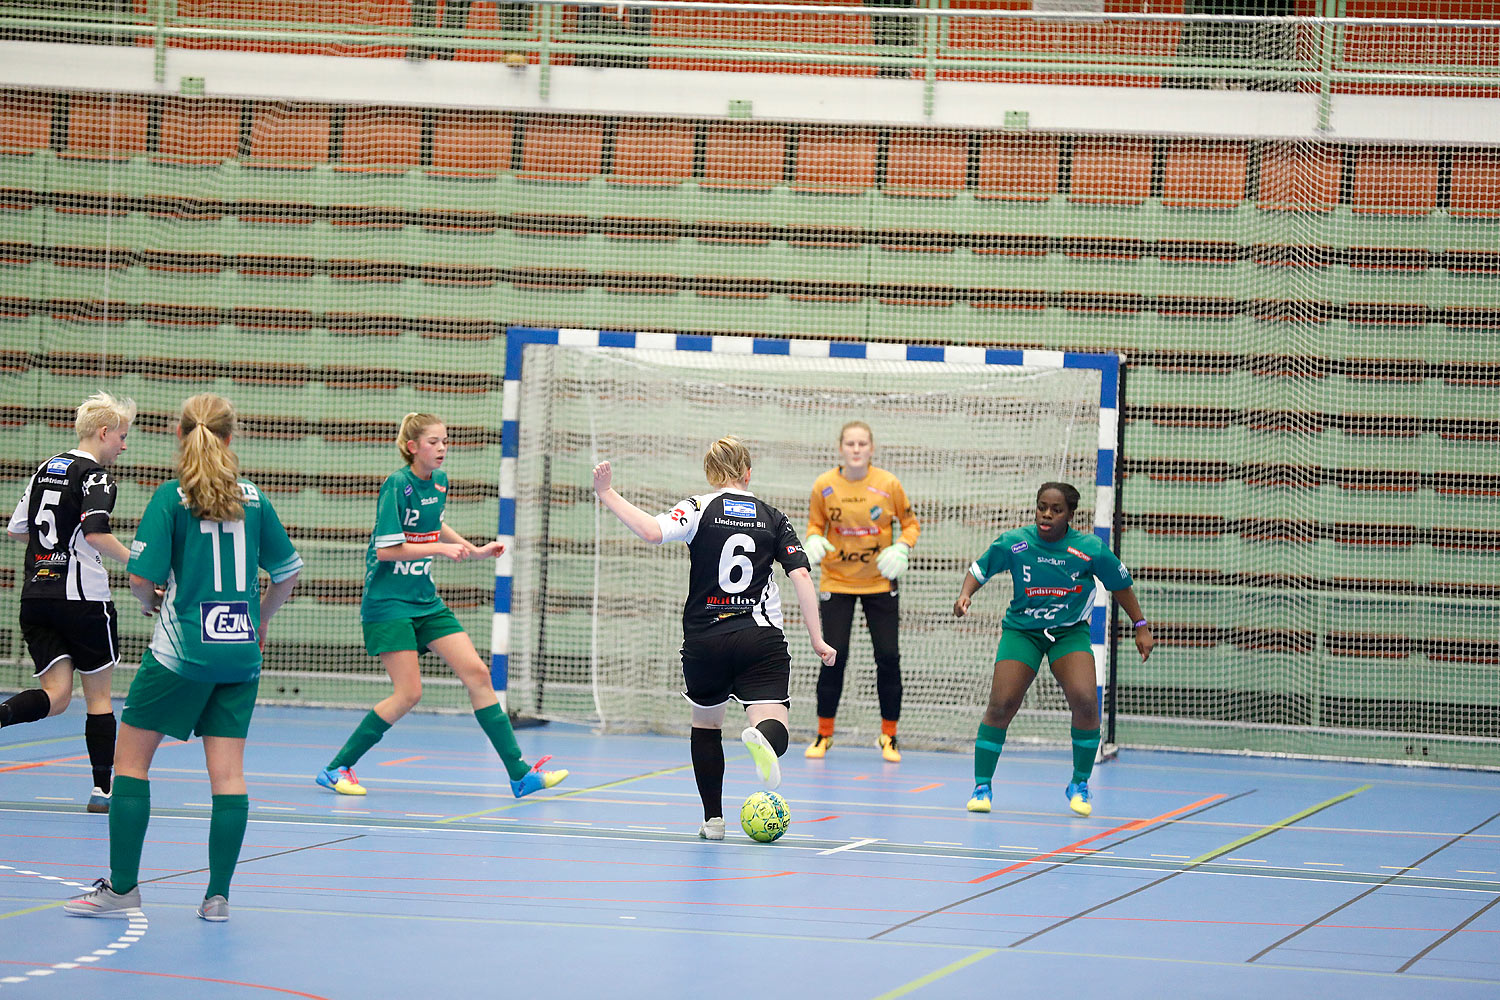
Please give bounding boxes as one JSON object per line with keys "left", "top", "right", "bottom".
{"left": 0, "top": 901, "right": 65, "bottom": 921}
{"left": 0, "top": 734, "right": 84, "bottom": 753}
{"left": 869, "top": 948, "right": 998, "bottom": 1000}
{"left": 1188, "top": 784, "right": 1372, "bottom": 867}
{"left": 436, "top": 761, "right": 697, "bottom": 824}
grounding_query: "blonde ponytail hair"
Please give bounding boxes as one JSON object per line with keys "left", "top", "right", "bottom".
{"left": 178, "top": 393, "right": 243, "bottom": 522}
{"left": 704, "top": 436, "right": 751, "bottom": 487}
{"left": 396, "top": 412, "right": 441, "bottom": 466}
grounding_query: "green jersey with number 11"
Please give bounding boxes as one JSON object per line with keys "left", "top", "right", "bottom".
{"left": 361, "top": 466, "right": 448, "bottom": 623}
{"left": 969, "top": 524, "right": 1132, "bottom": 632}
{"left": 128, "top": 479, "right": 303, "bottom": 683}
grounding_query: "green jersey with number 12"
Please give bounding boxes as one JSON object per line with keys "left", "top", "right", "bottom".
{"left": 361, "top": 466, "right": 448, "bottom": 623}
{"left": 969, "top": 524, "right": 1132, "bottom": 632}
{"left": 128, "top": 479, "right": 303, "bottom": 683}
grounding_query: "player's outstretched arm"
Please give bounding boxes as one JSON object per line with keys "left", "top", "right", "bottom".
{"left": 592, "top": 461, "right": 663, "bottom": 544}
{"left": 84, "top": 530, "right": 131, "bottom": 565}
{"left": 129, "top": 573, "right": 165, "bottom": 617}
{"left": 952, "top": 571, "right": 983, "bottom": 618}
{"left": 1112, "top": 585, "right": 1155, "bottom": 661}
{"left": 788, "top": 567, "right": 837, "bottom": 665}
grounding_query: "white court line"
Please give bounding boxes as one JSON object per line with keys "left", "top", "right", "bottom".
{"left": 819, "top": 838, "right": 880, "bottom": 856}
{"left": 0, "top": 864, "right": 148, "bottom": 994}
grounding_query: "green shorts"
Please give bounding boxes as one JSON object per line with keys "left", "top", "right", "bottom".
{"left": 995, "top": 620, "right": 1095, "bottom": 673}
{"left": 362, "top": 607, "right": 465, "bottom": 656}
{"left": 121, "top": 650, "right": 259, "bottom": 741}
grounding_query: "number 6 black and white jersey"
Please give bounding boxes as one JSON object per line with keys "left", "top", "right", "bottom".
{"left": 7, "top": 450, "right": 117, "bottom": 601}
{"left": 656, "top": 489, "right": 811, "bottom": 641}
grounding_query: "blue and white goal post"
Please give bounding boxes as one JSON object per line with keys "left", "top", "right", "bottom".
{"left": 494, "top": 326, "right": 1122, "bottom": 751}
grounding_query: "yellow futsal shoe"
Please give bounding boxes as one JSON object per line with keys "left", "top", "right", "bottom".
{"left": 966, "top": 783, "right": 992, "bottom": 813}
{"left": 877, "top": 733, "right": 901, "bottom": 763}
{"left": 1066, "top": 780, "right": 1092, "bottom": 817}
{"left": 315, "top": 766, "right": 366, "bottom": 795}
{"left": 805, "top": 735, "right": 832, "bottom": 759}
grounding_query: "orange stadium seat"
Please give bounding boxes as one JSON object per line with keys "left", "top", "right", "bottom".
{"left": 793, "top": 127, "right": 878, "bottom": 195}
{"left": 156, "top": 98, "right": 243, "bottom": 165}
{"left": 338, "top": 107, "right": 423, "bottom": 172}
{"left": 430, "top": 110, "right": 513, "bottom": 175}
{"left": 885, "top": 131, "right": 968, "bottom": 198}
{"left": 1258, "top": 143, "right": 1342, "bottom": 212}
{"left": 516, "top": 115, "right": 606, "bottom": 182}
{"left": 1070, "top": 137, "right": 1152, "bottom": 206}
{"left": 1448, "top": 150, "right": 1500, "bottom": 219}
{"left": 1350, "top": 147, "right": 1438, "bottom": 216}
{"left": 62, "top": 94, "right": 149, "bottom": 161}
{"left": 609, "top": 120, "right": 695, "bottom": 186}
{"left": 702, "top": 124, "right": 786, "bottom": 191}
{"left": 1163, "top": 140, "right": 1248, "bottom": 209}
{"left": 0, "top": 93, "right": 55, "bottom": 156}
{"left": 975, "top": 133, "right": 1059, "bottom": 201}
{"left": 245, "top": 104, "right": 333, "bottom": 167}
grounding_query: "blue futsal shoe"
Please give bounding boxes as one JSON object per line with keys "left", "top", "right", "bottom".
{"left": 511, "top": 755, "right": 568, "bottom": 798}
{"left": 966, "top": 783, "right": 992, "bottom": 813}
{"left": 1066, "top": 780, "right": 1092, "bottom": 817}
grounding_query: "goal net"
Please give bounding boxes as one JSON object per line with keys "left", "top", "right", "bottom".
{"left": 502, "top": 329, "right": 1119, "bottom": 749}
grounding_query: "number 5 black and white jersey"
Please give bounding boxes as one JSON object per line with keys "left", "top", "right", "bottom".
{"left": 8, "top": 450, "right": 117, "bottom": 602}
{"left": 656, "top": 489, "right": 811, "bottom": 640}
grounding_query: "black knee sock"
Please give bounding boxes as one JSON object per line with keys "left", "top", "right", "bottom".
{"left": 85, "top": 712, "right": 116, "bottom": 793}
{"left": 0, "top": 689, "right": 51, "bottom": 728}
{"left": 755, "top": 718, "right": 789, "bottom": 757}
{"left": 690, "top": 727, "right": 724, "bottom": 821}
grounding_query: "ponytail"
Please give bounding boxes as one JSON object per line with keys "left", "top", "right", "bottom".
{"left": 178, "top": 393, "right": 243, "bottom": 521}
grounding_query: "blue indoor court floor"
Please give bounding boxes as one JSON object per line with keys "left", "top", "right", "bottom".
{"left": 3, "top": 702, "right": 1499, "bottom": 1000}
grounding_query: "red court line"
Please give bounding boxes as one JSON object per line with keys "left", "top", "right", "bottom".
{"left": 378, "top": 756, "right": 426, "bottom": 766}
{"left": 0, "top": 754, "right": 88, "bottom": 773}
{"left": 802, "top": 815, "right": 840, "bottom": 823}
{"left": 907, "top": 783, "right": 943, "bottom": 793}
{"left": 967, "top": 793, "right": 1226, "bottom": 883}
{"left": 0, "top": 960, "right": 331, "bottom": 998}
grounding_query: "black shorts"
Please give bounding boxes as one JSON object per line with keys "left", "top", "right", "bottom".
{"left": 680, "top": 626, "right": 791, "bottom": 709}
{"left": 19, "top": 598, "right": 120, "bottom": 676}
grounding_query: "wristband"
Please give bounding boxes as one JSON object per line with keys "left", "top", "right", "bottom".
{"left": 1133, "top": 619, "right": 1149, "bottom": 629}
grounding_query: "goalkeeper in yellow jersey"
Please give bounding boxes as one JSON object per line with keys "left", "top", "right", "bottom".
{"left": 802, "top": 421, "right": 920, "bottom": 763}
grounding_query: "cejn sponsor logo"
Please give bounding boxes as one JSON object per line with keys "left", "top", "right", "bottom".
{"left": 202, "top": 601, "right": 255, "bottom": 643}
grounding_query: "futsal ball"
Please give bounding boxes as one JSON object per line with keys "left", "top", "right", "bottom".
{"left": 740, "top": 790, "right": 791, "bottom": 843}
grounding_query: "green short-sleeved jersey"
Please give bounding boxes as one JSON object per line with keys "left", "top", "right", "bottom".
{"left": 969, "top": 524, "right": 1132, "bottom": 632}
{"left": 361, "top": 466, "right": 448, "bottom": 623}
{"left": 128, "top": 479, "right": 303, "bottom": 683}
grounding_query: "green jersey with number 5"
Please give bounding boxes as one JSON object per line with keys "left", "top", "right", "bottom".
{"left": 968, "top": 524, "right": 1132, "bottom": 632}
{"left": 128, "top": 479, "right": 303, "bottom": 683}
{"left": 361, "top": 467, "right": 448, "bottom": 624}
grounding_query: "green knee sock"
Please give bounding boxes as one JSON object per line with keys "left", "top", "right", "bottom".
{"left": 327, "top": 709, "right": 392, "bottom": 770}
{"left": 974, "top": 723, "right": 1007, "bottom": 784}
{"left": 1071, "top": 726, "right": 1101, "bottom": 784}
{"left": 108, "top": 775, "right": 150, "bottom": 895}
{"left": 474, "top": 703, "right": 529, "bottom": 781}
{"left": 206, "top": 794, "right": 249, "bottom": 900}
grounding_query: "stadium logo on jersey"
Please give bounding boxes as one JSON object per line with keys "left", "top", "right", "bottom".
{"left": 1066, "top": 546, "right": 1092, "bottom": 562}
{"left": 821, "top": 486, "right": 833, "bottom": 497}
{"left": 83, "top": 471, "right": 113, "bottom": 493}
{"left": 46, "top": 457, "right": 73, "bottom": 474}
{"left": 868, "top": 505, "right": 883, "bottom": 521}
{"left": 722, "top": 499, "right": 757, "bottom": 518}
{"left": 1011, "top": 541, "right": 1028, "bottom": 554}
{"left": 420, "top": 496, "right": 442, "bottom": 505}
{"left": 1037, "top": 556, "right": 1067, "bottom": 566}
{"left": 202, "top": 601, "right": 255, "bottom": 643}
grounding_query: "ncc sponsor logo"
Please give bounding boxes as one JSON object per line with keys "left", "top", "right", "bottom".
{"left": 201, "top": 601, "right": 255, "bottom": 643}
{"left": 47, "top": 457, "right": 74, "bottom": 475}
{"left": 721, "top": 499, "right": 757, "bottom": 518}
{"left": 392, "top": 560, "right": 433, "bottom": 576}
